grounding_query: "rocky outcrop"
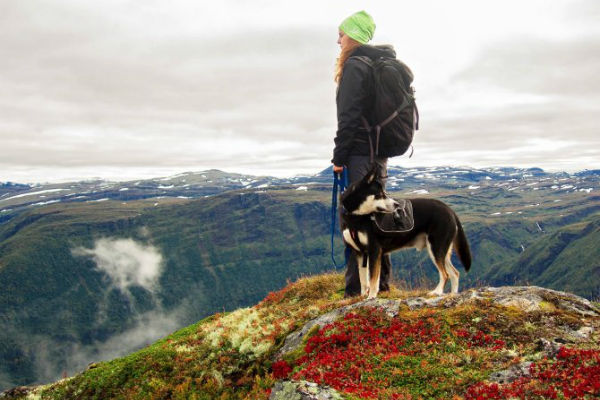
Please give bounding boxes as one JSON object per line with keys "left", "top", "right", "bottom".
{"left": 271, "top": 286, "right": 599, "bottom": 397}
{"left": 275, "top": 286, "right": 598, "bottom": 361}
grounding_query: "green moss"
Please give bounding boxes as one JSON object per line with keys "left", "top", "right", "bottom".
{"left": 538, "top": 300, "right": 557, "bottom": 311}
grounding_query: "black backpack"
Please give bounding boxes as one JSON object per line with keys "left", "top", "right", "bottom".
{"left": 353, "top": 56, "right": 419, "bottom": 159}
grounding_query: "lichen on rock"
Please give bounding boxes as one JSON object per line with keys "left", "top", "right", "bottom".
{"left": 269, "top": 380, "right": 343, "bottom": 400}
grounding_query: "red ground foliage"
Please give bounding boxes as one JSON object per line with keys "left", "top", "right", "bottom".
{"left": 465, "top": 347, "right": 600, "bottom": 400}
{"left": 271, "top": 307, "right": 600, "bottom": 399}
{"left": 293, "top": 310, "right": 439, "bottom": 398}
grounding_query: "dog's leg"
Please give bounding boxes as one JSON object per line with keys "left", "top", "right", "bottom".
{"left": 445, "top": 246, "right": 460, "bottom": 294}
{"left": 446, "top": 262, "right": 460, "bottom": 294}
{"left": 429, "top": 263, "right": 447, "bottom": 296}
{"left": 357, "top": 253, "right": 370, "bottom": 297}
{"left": 427, "top": 242, "right": 448, "bottom": 296}
{"left": 368, "top": 248, "right": 382, "bottom": 299}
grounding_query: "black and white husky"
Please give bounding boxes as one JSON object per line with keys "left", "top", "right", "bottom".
{"left": 340, "top": 165, "right": 472, "bottom": 299}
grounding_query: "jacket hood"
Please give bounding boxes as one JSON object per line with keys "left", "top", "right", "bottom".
{"left": 351, "top": 44, "right": 396, "bottom": 60}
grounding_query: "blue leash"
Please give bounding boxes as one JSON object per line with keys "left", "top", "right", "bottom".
{"left": 331, "top": 169, "right": 351, "bottom": 269}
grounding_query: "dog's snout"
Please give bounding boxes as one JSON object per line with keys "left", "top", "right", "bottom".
{"left": 393, "top": 200, "right": 400, "bottom": 208}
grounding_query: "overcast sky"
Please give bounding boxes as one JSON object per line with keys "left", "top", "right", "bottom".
{"left": 1, "top": 0, "right": 599, "bottom": 183}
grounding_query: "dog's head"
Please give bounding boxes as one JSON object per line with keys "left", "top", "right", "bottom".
{"left": 341, "top": 165, "right": 399, "bottom": 215}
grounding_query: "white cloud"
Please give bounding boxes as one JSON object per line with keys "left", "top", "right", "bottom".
{"left": 72, "top": 238, "right": 163, "bottom": 292}
{"left": 11, "top": 236, "right": 181, "bottom": 386}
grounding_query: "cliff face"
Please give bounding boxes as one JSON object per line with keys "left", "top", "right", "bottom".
{"left": 2, "top": 274, "right": 599, "bottom": 400}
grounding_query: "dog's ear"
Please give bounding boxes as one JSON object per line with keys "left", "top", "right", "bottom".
{"left": 365, "top": 169, "right": 376, "bottom": 184}
{"left": 365, "top": 164, "right": 379, "bottom": 184}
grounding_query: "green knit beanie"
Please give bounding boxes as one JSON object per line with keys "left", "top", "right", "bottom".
{"left": 339, "top": 10, "right": 375, "bottom": 44}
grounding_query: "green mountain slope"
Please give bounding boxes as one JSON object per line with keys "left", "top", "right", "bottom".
{"left": 0, "top": 191, "right": 335, "bottom": 390}
{"left": 486, "top": 220, "right": 600, "bottom": 297}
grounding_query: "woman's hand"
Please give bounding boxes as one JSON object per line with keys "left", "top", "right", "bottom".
{"left": 333, "top": 164, "right": 344, "bottom": 174}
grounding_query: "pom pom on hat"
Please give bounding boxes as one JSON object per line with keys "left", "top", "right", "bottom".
{"left": 339, "top": 10, "right": 376, "bottom": 44}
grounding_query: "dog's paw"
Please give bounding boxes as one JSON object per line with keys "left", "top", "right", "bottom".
{"left": 367, "top": 287, "right": 379, "bottom": 299}
{"left": 427, "top": 289, "right": 444, "bottom": 297}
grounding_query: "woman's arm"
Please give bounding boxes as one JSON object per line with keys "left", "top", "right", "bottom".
{"left": 332, "top": 58, "right": 371, "bottom": 167}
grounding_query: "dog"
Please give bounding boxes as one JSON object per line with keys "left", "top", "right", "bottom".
{"left": 340, "top": 165, "right": 472, "bottom": 299}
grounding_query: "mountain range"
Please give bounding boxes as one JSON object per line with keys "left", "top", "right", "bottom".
{"left": 2, "top": 166, "right": 598, "bottom": 215}
{"left": 1, "top": 166, "right": 599, "bottom": 391}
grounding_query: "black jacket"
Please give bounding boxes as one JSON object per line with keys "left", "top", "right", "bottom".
{"left": 332, "top": 45, "right": 397, "bottom": 166}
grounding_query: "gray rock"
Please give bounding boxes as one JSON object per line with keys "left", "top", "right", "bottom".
{"left": 537, "top": 337, "right": 563, "bottom": 357}
{"left": 497, "top": 286, "right": 598, "bottom": 316}
{"left": 269, "top": 380, "right": 343, "bottom": 400}
{"left": 0, "top": 386, "right": 32, "bottom": 399}
{"left": 273, "top": 298, "right": 401, "bottom": 360}
{"left": 405, "top": 295, "right": 445, "bottom": 309}
{"left": 451, "top": 286, "right": 599, "bottom": 316}
{"left": 575, "top": 326, "right": 594, "bottom": 339}
{"left": 489, "top": 361, "right": 533, "bottom": 384}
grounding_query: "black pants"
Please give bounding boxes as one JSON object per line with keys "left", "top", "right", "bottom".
{"left": 343, "top": 155, "right": 392, "bottom": 297}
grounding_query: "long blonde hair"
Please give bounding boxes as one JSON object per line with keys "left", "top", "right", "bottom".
{"left": 334, "top": 39, "right": 362, "bottom": 84}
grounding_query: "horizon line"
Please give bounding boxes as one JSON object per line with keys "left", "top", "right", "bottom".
{"left": 2, "top": 164, "right": 600, "bottom": 186}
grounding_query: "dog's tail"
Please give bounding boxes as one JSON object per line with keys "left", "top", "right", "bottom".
{"left": 453, "top": 216, "right": 472, "bottom": 271}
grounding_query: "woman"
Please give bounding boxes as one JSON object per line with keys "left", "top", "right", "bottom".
{"left": 331, "top": 10, "right": 396, "bottom": 297}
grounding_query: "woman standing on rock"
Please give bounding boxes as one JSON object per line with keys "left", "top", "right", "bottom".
{"left": 331, "top": 10, "right": 396, "bottom": 297}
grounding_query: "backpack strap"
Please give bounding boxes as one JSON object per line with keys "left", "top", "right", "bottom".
{"left": 353, "top": 55, "right": 376, "bottom": 162}
{"left": 362, "top": 118, "right": 384, "bottom": 161}
{"left": 350, "top": 55, "right": 373, "bottom": 67}
{"left": 414, "top": 101, "right": 420, "bottom": 130}
{"left": 361, "top": 116, "right": 374, "bottom": 163}
{"left": 362, "top": 96, "right": 410, "bottom": 161}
